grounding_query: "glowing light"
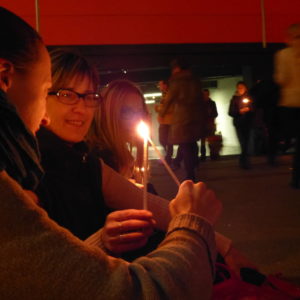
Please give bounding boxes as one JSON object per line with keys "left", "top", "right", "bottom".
{"left": 145, "top": 99, "right": 156, "bottom": 104}
{"left": 143, "top": 92, "right": 162, "bottom": 98}
{"left": 242, "top": 98, "right": 250, "bottom": 104}
{"left": 137, "top": 121, "right": 149, "bottom": 140}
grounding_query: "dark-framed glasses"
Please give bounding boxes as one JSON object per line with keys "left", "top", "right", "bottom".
{"left": 48, "top": 89, "right": 102, "bottom": 107}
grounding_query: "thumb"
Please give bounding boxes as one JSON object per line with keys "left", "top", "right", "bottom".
{"left": 177, "top": 180, "right": 194, "bottom": 199}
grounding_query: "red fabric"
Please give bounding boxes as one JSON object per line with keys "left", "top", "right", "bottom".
{"left": 212, "top": 263, "right": 298, "bottom": 300}
{"left": 1, "top": 0, "right": 300, "bottom": 45}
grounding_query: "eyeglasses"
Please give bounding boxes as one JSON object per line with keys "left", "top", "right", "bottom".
{"left": 48, "top": 89, "right": 102, "bottom": 107}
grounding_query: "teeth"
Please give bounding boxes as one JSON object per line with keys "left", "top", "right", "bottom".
{"left": 67, "top": 120, "right": 83, "bottom": 126}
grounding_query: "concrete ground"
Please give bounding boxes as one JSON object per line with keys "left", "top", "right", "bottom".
{"left": 149, "top": 154, "right": 300, "bottom": 285}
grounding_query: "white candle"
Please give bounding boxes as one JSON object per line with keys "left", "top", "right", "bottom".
{"left": 137, "top": 121, "right": 149, "bottom": 210}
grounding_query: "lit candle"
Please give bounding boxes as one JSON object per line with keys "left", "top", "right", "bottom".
{"left": 242, "top": 98, "right": 250, "bottom": 105}
{"left": 137, "top": 121, "right": 149, "bottom": 210}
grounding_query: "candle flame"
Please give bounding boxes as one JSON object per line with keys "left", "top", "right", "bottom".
{"left": 137, "top": 121, "right": 149, "bottom": 139}
{"left": 242, "top": 98, "right": 250, "bottom": 104}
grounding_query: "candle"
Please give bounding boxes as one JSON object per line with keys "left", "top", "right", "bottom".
{"left": 242, "top": 98, "right": 250, "bottom": 105}
{"left": 137, "top": 121, "right": 149, "bottom": 210}
{"left": 240, "top": 97, "right": 251, "bottom": 108}
{"left": 148, "top": 138, "right": 180, "bottom": 187}
{"left": 239, "top": 97, "right": 252, "bottom": 113}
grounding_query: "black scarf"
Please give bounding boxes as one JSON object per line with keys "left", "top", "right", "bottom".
{"left": 0, "top": 89, "right": 43, "bottom": 190}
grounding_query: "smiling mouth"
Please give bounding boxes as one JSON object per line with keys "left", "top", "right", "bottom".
{"left": 66, "top": 120, "right": 84, "bottom": 127}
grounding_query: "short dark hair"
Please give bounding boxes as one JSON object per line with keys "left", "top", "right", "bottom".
{"left": 236, "top": 81, "right": 248, "bottom": 88}
{"left": 170, "top": 57, "right": 190, "bottom": 70}
{"left": 0, "top": 7, "right": 43, "bottom": 71}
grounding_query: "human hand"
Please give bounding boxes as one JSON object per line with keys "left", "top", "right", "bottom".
{"left": 128, "top": 178, "right": 144, "bottom": 189}
{"left": 101, "top": 209, "right": 155, "bottom": 255}
{"left": 169, "top": 180, "right": 222, "bottom": 225}
{"left": 239, "top": 107, "right": 250, "bottom": 114}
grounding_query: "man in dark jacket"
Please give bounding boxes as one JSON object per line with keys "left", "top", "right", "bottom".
{"left": 200, "top": 89, "right": 218, "bottom": 161}
{"left": 161, "top": 58, "right": 204, "bottom": 180}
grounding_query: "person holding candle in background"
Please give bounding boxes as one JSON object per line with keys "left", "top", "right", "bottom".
{"left": 0, "top": 8, "right": 222, "bottom": 298}
{"left": 228, "top": 81, "right": 255, "bottom": 169}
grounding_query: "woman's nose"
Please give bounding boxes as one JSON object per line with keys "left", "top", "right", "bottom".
{"left": 72, "top": 98, "right": 87, "bottom": 112}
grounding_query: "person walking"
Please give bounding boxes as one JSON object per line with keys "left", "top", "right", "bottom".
{"left": 155, "top": 79, "right": 174, "bottom": 165}
{"left": 274, "top": 23, "right": 300, "bottom": 188}
{"left": 160, "top": 58, "right": 205, "bottom": 181}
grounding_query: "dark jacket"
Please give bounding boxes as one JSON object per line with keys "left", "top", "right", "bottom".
{"left": 36, "top": 128, "right": 110, "bottom": 240}
{"left": 0, "top": 89, "right": 43, "bottom": 190}
{"left": 162, "top": 70, "right": 205, "bottom": 144}
{"left": 204, "top": 99, "right": 218, "bottom": 137}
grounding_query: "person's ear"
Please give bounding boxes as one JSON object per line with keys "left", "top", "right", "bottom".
{"left": 0, "top": 59, "right": 14, "bottom": 92}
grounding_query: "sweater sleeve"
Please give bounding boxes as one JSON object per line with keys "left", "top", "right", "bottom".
{"left": 0, "top": 171, "right": 216, "bottom": 300}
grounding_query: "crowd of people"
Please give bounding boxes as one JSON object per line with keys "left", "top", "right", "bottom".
{"left": 0, "top": 5, "right": 299, "bottom": 299}
{"left": 153, "top": 24, "right": 300, "bottom": 188}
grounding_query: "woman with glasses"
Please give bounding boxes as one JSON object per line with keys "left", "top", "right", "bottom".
{"left": 37, "top": 50, "right": 157, "bottom": 252}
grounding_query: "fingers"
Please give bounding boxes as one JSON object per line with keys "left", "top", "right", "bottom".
{"left": 102, "top": 209, "right": 155, "bottom": 254}
{"left": 169, "top": 180, "right": 222, "bottom": 225}
{"left": 106, "top": 209, "right": 154, "bottom": 223}
{"left": 103, "top": 223, "right": 153, "bottom": 254}
{"left": 105, "top": 218, "right": 155, "bottom": 236}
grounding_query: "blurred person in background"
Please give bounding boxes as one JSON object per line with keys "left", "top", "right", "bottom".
{"left": 274, "top": 23, "right": 300, "bottom": 188}
{"left": 161, "top": 58, "right": 205, "bottom": 181}
{"left": 228, "top": 81, "right": 255, "bottom": 169}
{"left": 200, "top": 88, "right": 218, "bottom": 161}
{"left": 155, "top": 79, "right": 174, "bottom": 165}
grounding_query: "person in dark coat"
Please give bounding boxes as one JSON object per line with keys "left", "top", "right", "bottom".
{"left": 200, "top": 89, "right": 218, "bottom": 161}
{"left": 161, "top": 59, "right": 205, "bottom": 180}
{"left": 228, "top": 81, "right": 255, "bottom": 169}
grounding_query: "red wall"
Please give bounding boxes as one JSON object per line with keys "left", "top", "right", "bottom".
{"left": 2, "top": 0, "right": 300, "bottom": 45}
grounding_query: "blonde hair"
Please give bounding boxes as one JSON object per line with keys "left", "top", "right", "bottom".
{"left": 50, "top": 49, "right": 99, "bottom": 92}
{"left": 87, "top": 80, "right": 148, "bottom": 178}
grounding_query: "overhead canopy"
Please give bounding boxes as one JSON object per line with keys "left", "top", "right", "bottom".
{"left": 2, "top": 0, "right": 300, "bottom": 45}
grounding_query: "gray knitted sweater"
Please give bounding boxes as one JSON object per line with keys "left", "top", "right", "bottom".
{"left": 0, "top": 171, "right": 216, "bottom": 300}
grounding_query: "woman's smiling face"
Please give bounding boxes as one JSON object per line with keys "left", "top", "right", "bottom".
{"left": 45, "top": 75, "right": 96, "bottom": 143}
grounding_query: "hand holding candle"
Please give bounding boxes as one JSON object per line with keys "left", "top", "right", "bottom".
{"left": 240, "top": 98, "right": 251, "bottom": 114}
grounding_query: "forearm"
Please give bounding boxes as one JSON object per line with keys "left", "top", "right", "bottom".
{"left": 1, "top": 171, "right": 216, "bottom": 299}
{"left": 128, "top": 214, "right": 217, "bottom": 300}
{"left": 101, "top": 160, "right": 170, "bottom": 230}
